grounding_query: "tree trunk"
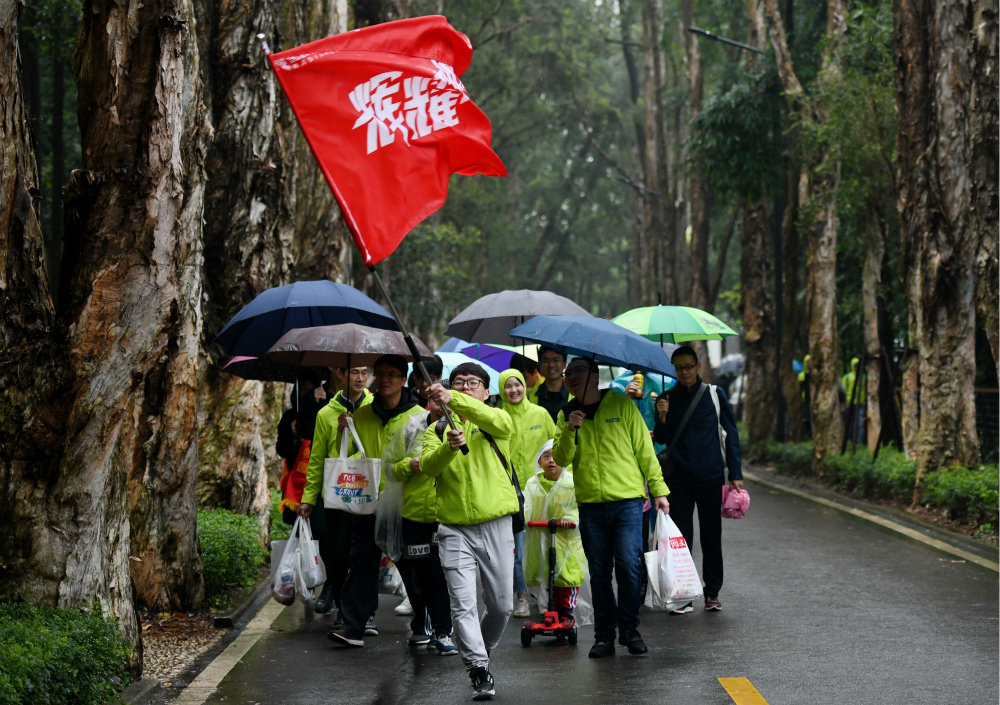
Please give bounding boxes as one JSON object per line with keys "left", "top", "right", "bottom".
{"left": 780, "top": 160, "right": 805, "bottom": 441}
{"left": 969, "top": 0, "right": 999, "bottom": 379}
{"left": 894, "top": 0, "right": 981, "bottom": 488}
{"left": 741, "top": 198, "right": 778, "bottom": 447}
{"left": 682, "top": 0, "right": 711, "bottom": 316}
{"left": 49, "top": 46, "right": 64, "bottom": 294}
{"left": 862, "top": 215, "right": 886, "bottom": 452}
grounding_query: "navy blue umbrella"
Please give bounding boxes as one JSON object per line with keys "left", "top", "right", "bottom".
{"left": 508, "top": 315, "right": 676, "bottom": 377}
{"left": 214, "top": 280, "right": 396, "bottom": 358}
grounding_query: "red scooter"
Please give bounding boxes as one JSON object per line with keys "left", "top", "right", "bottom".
{"left": 520, "top": 519, "right": 578, "bottom": 646}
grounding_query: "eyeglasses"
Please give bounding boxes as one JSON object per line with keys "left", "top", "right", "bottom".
{"left": 564, "top": 367, "right": 593, "bottom": 378}
{"left": 374, "top": 371, "right": 403, "bottom": 380}
{"left": 451, "top": 378, "right": 483, "bottom": 390}
{"left": 675, "top": 364, "right": 698, "bottom": 373}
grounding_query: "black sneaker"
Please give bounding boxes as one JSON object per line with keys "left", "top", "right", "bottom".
{"left": 618, "top": 629, "right": 648, "bottom": 655}
{"left": 470, "top": 666, "right": 495, "bottom": 700}
{"left": 332, "top": 611, "right": 345, "bottom": 629}
{"left": 328, "top": 629, "right": 364, "bottom": 648}
{"left": 588, "top": 638, "right": 615, "bottom": 658}
{"left": 314, "top": 583, "right": 336, "bottom": 614}
{"left": 409, "top": 632, "right": 432, "bottom": 645}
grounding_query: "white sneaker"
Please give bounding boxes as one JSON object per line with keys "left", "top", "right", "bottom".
{"left": 512, "top": 594, "right": 530, "bottom": 618}
{"left": 394, "top": 596, "right": 414, "bottom": 616}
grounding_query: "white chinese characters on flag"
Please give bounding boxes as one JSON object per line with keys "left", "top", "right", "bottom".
{"left": 269, "top": 16, "right": 506, "bottom": 266}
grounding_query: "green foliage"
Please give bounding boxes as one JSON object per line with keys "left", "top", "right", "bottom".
{"left": 754, "top": 441, "right": 999, "bottom": 529}
{"left": 270, "top": 489, "right": 291, "bottom": 543}
{"left": 198, "top": 509, "right": 266, "bottom": 596}
{"left": 922, "top": 466, "right": 1000, "bottom": 525}
{"left": 0, "top": 602, "right": 130, "bottom": 705}
{"left": 688, "top": 64, "right": 787, "bottom": 202}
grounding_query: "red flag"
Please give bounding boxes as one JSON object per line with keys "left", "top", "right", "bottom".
{"left": 268, "top": 16, "right": 507, "bottom": 267}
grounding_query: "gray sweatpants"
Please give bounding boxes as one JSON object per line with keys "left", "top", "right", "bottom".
{"left": 437, "top": 515, "right": 514, "bottom": 672}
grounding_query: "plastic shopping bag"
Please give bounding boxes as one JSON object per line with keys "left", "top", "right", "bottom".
{"left": 643, "top": 510, "right": 703, "bottom": 610}
{"left": 377, "top": 554, "right": 404, "bottom": 595}
{"left": 324, "top": 418, "right": 381, "bottom": 515}
{"left": 375, "top": 414, "right": 427, "bottom": 562}
{"left": 270, "top": 531, "right": 300, "bottom": 606}
{"left": 721, "top": 486, "right": 750, "bottom": 519}
{"left": 297, "top": 518, "right": 327, "bottom": 589}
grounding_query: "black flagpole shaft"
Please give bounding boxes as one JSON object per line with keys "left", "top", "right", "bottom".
{"left": 369, "top": 265, "right": 469, "bottom": 455}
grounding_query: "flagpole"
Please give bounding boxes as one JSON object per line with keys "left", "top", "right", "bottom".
{"left": 369, "top": 265, "right": 469, "bottom": 455}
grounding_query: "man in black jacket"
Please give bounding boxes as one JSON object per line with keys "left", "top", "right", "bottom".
{"left": 653, "top": 346, "right": 742, "bottom": 613}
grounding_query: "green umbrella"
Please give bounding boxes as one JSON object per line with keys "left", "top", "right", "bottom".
{"left": 611, "top": 305, "right": 737, "bottom": 343}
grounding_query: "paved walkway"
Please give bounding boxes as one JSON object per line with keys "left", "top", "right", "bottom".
{"left": 159, "top": 476, "right": 999, "bottom": 704}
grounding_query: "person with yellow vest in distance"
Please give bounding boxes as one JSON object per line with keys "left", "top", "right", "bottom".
{"left": 421, "top": 362, "right": 519, "bottom": 701}
{"left": 553, "top": 357, "right": 670, "bottom": 659}
{"left": 497, "top": 369, "right": 556, "bottom": 619}
{"left": 310, "top": 355, "right": 425, "bottom": 649}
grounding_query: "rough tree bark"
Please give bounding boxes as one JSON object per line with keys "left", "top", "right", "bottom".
{"left": 894, "top": 0, "right": 982, "bottom": 487}
{"left": 741, "top": 199, "right": 778, "bottom": 446}
{"left": 969, "top": 0, "right": 999, "bottom": 379}
{"left": 682, "top": 0, "right": 711, "bottom": 315}
{"left": 762, "top": 0, "right": 846, "bottom": 464}
{"left": 862, "top": 214, "right": 886, "bottom": 452}
{"left": 780, "top": 159, "right": 805, "bottom": 441}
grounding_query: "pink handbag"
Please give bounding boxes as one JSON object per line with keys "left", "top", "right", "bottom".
{"left": 721, "top": 486, "right": 750, "bottom": 519}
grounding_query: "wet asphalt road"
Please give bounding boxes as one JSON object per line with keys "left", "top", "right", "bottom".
{"left": 197, "top": 477, "right": 998, "bottom": 705}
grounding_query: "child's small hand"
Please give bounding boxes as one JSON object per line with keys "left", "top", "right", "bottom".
{"left": 557, "top": 519, "right": 577, "bottom": 529}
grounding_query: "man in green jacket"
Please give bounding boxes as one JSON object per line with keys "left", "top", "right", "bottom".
{"left": 323, "top": 355, "right": 426, "bottom": 648}
{"left": 553, "top": 357, "right": 669, "bottom": 658}
{"left": 298, "top": 366, "right": 372, "bottom": 616}
{"left": 422, "top": 362, "right": 518, "bottom": 701}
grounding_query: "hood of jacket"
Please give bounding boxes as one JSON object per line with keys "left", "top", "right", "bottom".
{"left": 499, "top": 369, "right": 531, "bottom": 418}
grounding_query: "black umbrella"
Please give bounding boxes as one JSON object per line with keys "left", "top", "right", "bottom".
{"left": 268, "top": 323, "right": 434, "bottom": 368}
{"left": 445, "top": 290, "right": 592, "bottom": 346}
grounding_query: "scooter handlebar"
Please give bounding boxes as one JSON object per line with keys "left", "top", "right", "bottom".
{"left": 526, "top": 520, "right": 578, "bottom": 529}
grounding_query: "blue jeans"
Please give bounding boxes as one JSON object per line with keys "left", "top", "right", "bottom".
{"left": 578, "top": 498, "right": 645, "bottom": 640}
{"left": 513, "top": 530, "right": 526, "bottom": 594}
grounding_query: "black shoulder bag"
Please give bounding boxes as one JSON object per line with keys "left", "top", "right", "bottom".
{"left": 482, "top": 431, "right": 525, "bottom": 535}
{"left": 656, "top": 384, "right": 707, "bottom": 482}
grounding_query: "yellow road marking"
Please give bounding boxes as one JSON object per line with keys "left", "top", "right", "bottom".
{"left": 743, "top": 470, "right": 1000, "bottom": 572}
{"left": 719, "top": 677, "right": 770, "bottom": 704}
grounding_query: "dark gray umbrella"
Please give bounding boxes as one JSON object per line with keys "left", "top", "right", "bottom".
{"left": 222, "top": 355, "right": 328, "bottom": 383}
{"left": 444, "top": 290, "right": 592, "bottom": 346}
{"left": 267, "top": 323, "right": 434, "bottom": 368}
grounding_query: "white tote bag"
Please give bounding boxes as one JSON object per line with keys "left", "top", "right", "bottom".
{"left": 297, "top": 517, "right": 327, "bottom": 589}
{"left": 324, "top": 417, "right": 381, "bottom": 515}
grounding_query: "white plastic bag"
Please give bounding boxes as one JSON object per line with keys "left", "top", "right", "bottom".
{"left": 644, "top": 510, "right": 703, "bottom": 610}
{"left": 378, "top": 554, "right": 404, "bottom": 595}
{"left": 270, "top": 531, "right": 299, "bottom": 606}
{"left": 297, "top": 518, "right": 326, "bottom": 589}
{"left": 375, "top": 414, "right": 427, "bottom": 562}
{"left": 324, "top": 418, "right": 381, "bottom": 515}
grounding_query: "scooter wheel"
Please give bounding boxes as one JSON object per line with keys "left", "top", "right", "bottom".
{"left": 567, "top": 626, "right": 578, "bottom": 645}
{"left": 521, "top": 628, "right": 533, "bottom": 647}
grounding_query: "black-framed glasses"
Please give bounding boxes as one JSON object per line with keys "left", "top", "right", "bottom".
{"left": 675, "top": 364, "right": 698, "bottom": 373}
{"left": 374, "top": 371, "right": 403, "bottom": 380}
{"left": 451, "top": 378, "right": 483, "bottom": 390}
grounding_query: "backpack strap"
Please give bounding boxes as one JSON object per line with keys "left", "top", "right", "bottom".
{"left": 707, "top": 385, "right": 729, "bottom": 472}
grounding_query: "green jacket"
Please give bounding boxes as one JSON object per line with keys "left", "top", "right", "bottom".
{"left": 350, "top": 393, "right": 427, "bottom": 494}
{"left": 499, "top": 369, "right": 557, "bottom": 489}
{"left": 552, "top": 389, "right": 669, "bottom": 504}
{"left": 302, "top": 389, "right": 373, "bottom": 506}
{"left": 420, "top": 391, "right": 519, "bottom": 525}
{"left": 523, "top": 469, "right": 586, "bottom": 588}
{"left": 842, "top": 357, "right": 866, "bottom": 404}
{"left": 392, "top": 409, "right": 437, "bottom": 524}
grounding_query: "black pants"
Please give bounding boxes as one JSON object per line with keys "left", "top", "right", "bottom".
{"left": 398, "top": 518, "right": 452, "bottom": 637}
{"left": 667, "top": 475, "right": 724, "bottom": 599}
{"left": 338, "top": 513, "right": 382, "bottom": 637}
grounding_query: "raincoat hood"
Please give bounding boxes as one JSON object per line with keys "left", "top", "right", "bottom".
{"left": 534, "top": 438, "right": 554, "bottom": 475}
{"left": 499, "top": 369, "right": 530, "bottom": 417}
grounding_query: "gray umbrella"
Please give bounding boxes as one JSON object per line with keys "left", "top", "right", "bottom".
{"left": 444, "top": 290, "right": 593, "bottom": 346}
{"left": 268, "top": 323, "right": 434, "bottom": 368}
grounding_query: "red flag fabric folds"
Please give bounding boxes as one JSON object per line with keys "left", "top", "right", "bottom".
{"left": 268, "top": 15, "right": 507, "bottom": 266}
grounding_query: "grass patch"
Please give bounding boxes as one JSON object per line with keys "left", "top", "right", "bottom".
{"left": 270, "top": 489, "right": 292, "bottom": 543}
{"left": 0, "top": 602, "right": 131, "bottom": 705}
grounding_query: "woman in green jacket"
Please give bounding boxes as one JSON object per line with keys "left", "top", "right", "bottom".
{"left": 498, "top": 368, "right": 556, "bottom": 619}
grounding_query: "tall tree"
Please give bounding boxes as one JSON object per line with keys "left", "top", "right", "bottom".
{"left": 894, "top": 0, "right": 982, "bottom": 486}
{"left": 762, "top": 0, "right": 846, "bottom": 464}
